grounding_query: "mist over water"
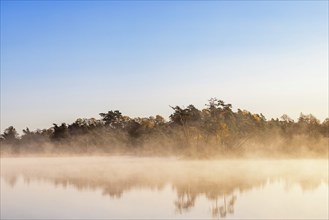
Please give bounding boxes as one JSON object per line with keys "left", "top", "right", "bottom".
{"left": 1, "top": 157, "right": 328, "bottom": 219}
{"left": 1, "top": 0, "right": 328, "bottom": 219}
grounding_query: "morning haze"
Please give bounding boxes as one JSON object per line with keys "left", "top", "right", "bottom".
{"left": 0, "top": 1, "right": 328, "bottom": 220}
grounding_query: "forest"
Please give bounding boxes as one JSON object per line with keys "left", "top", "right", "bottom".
{"left": 1, "top": 98, "right": 328, "bottom": 158}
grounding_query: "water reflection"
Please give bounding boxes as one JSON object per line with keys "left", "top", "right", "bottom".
{"left": 210, "top": 195, "right": 237, "bottom": 218}
{"left": 1, "top": 157, "right": 328, "bottom": 218}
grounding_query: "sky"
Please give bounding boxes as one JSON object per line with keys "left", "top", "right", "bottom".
{"left": 1, "top": 1, "right": 328, "bottom": 133}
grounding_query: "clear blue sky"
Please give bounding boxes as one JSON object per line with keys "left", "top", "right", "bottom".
{"left": 1, "top": 1, "right": 328, "bottom": 133}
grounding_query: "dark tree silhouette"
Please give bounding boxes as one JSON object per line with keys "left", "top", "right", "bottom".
{"left": 100, "top": 110, "right": 125, "bottom": 129}
{"left": 0, "top": 98, "right": 327, "bottom": 157}
{"left": 52, "top": 123, "right": 69, "bottom": 141}
{"left": 1, "top": 126, "right": 19, "bottom": 145}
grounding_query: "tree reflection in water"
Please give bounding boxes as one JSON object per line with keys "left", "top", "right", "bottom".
{"left": 211, "top": 195, "right": 237, "bottom": 218}
{"left": 1, "top": 157, "right": 328, "bottom": 217}
{"left": 175, "top": 186, "right": 196, "bottom": 213}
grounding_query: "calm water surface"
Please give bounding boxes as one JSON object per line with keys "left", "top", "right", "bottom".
{"left": 1, "top": 157, "right": 328, "bottom": 219}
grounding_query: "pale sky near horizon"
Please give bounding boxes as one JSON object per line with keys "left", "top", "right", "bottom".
{"left": 1, "top": 1, "right": 328, "bottom": 133}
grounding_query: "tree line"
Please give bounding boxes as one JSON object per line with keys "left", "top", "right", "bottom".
{"left": 1, "top": 98, "right": 328, "bottom": 157}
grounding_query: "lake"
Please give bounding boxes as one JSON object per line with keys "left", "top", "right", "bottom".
{"left": 1, "top": 157, "right": 328, "bottom": 219}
